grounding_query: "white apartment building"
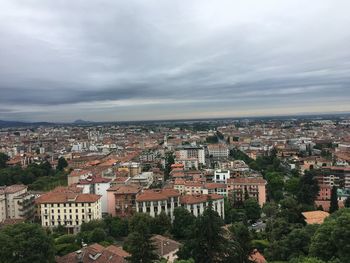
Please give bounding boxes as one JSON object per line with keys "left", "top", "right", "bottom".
{"left": 36, "top": 191, "right": 102, "bottom": 233}
{"left": 76, "top": 176, "right": 111, "bottom": 214}
{"left": 214, "top": 169, "right": 230, "bottom": 184}
{"left": 180, "top": 194, "right": 225, "bottom": 219}
{"left": 136, "top": 189, "right": 181, "bottom": 220}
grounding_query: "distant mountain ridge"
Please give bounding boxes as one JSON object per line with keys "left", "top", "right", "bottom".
{"left": 0, "top": 120, "right": 53, "bottom": 128}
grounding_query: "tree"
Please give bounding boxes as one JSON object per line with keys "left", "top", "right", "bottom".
{"left": 262, "top": 202, "right": 279, "bottom": 218}
{"left": 309, "top": 209, "right": 350, "bottom": 262}
{"left": 124, "top": 220, "right": 158, "bottom": 263}
{"left": 0, "top": 223, "right": 55, "bottom": 263}
{"left": 265, "top": 172, "right": 285, "bottom": 201}
{"left": 344, "top": 197, "right": 350, "bottom": 208}
{"left": 0, "top": 153, "right": 9, "bottom": 169}
{"left": 329, "top": 186, "right": 339, "bottom": 213}
{"left": 297, "top": 171, "right": 319, "bottom": 206}
{"left": 177, "top": 205, "right": 226, "bottom": 263}
{"left": 172, "top": 207, "right": 196, "bottom": 239}
{"left": 227, "top": 222, "right": 252, "bottom": 263}
{"left": 164, "top": 152, "right": 175, "bottom": 180}
{"left": 285, "top": 177, "right": 300, "bottom": 197}
{"left": 89, "top": 227, "right": 107, "bottom": 243}
{"left": 104, "top": 216, "right": 129, "bottom": 238}
{"left": 151, "top": 211, "right": 171, "bottom": 235}
{"left": 243, "top": 198, "right": 261, "bottom": 222}
{"left": 57, "top": 157, "right": 68, "bottom": 171}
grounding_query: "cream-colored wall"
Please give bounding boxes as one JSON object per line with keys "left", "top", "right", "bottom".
{"left": 40, "top": 199, "right": 102, "bottom": 229}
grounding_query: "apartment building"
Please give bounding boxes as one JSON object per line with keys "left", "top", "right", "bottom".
{"left": 107, "top": 185, "right": 142, "bottom": 217}
{"left": 207, "top": 144, "right": 229, "bottom": 158}
{"left": 76, "top": 176, "right": 111, "bottom": 214}
{"left": 36, "top": 190, "right": 102, "bottom": 233}
{"left": 175, "top": 146, "right": 206, "bottom": 167}
{"left": 227, "top": 177, "right": 267, "bottom": 206}
{"left": 214, "top": 169, "right": 230, "bottom": 184}
{"left": 136, "top": 189, "right": 181, "bottom": 220}
{"left": 180, "top": 194, "right": 224, "bottom": 218}
{"left": 0, "top": 185, "right": 35, "bottom": 222}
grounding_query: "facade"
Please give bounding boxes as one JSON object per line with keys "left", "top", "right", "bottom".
{"left": 0, "top": 185, "right": 35, "bottom": 222}
{"left": 175, "top": 146, "right": 206, "bottom": 167}
{"left": 136, "top": 189, "right": 181, "bottom": 220}
{"left": 129, "top": 172, "right": 154, "bottom": 187}
{"left": 227, "top": 177, "right": 267, "bottom": 206}
{"left": 76, "top": 176, "right": 111, "bottom": 214}
{"left": 207, "top": 144, "right": 229, "bottom": 158}
{"left": 107, "top": 185, "right": 141, "bottom": 217}
{"left": 214, "top": 169, "right": 230, "bottom": 184}
{"left": 36, "top": 190, "right": 102, "bottom": 233}
{"left": 180, "top": 194, "right": 225, "bottom": 218}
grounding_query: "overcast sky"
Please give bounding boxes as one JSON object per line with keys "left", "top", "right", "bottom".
{"left": 1, "top": 0, "right": 350, "bottom": 122}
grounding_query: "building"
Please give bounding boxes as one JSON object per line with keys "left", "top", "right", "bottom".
{"left": 36, "top": 189, "right": 102, "bottom": 233}
{"left": 136, "top": 189, "right": 181, "bottom": 220}
{"left": 203, "top": 183, "right": 228, "bottom": 197}
{"left": 76, "top": 176, "right": 111, "bottom": 214}
{"left": 152, "top": 235, "right": 181, "bottom": 262}
{"left": 0, "top": 185, "right": 35, "bottom": 222}
{"left": 180, "top": 194, "right": 225, "bottom": 218}
{"left": 227, "top": 177, "right": 267, "bottom": 206}
{"left": 214, "top": 169, "right": 230, "bottom": 184}
{"left": 107, "top": 185, "right": 142, "bottom": 217}
{"left": 302, "top": 211, "right": 330, "bottom": 225}
{"left": 56, "top": 243, "right": 130, "bottom": 263}
{"left": 117, "top": 162, "right": 142, "bottom": 177}
{"left": 130, "top": 172, "right": 154, "bottom": 187}
{"left": 207, "top": 144, "right": 229, "bottom": 159}
{"left": 175, "top": 146, "right": 206, "bottom": 167}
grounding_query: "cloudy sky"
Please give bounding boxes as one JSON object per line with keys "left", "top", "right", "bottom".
{"left": 1, "top": 0, "right": 350, "bottom": 122}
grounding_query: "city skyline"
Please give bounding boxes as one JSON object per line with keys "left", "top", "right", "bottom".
{"left": 1, "top": 0, "right": 350, "bottom": 122}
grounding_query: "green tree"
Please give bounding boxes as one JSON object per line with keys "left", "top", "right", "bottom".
{"left": 262, "top": 201, "right": 279, "bottom": 218}
{"left": 265, "top": 172, "right": 285, "bottom": 201}
{"left": 89, "top": 227, "right": 107, "bottom": 243}
{"left": 172, "top": 207, "right": 196, "bottom": 239}
{"left": 164, "top": 152, "right": 175, "bottom": 180}
{"left": 297, "top": 171, "right": 319, "bottom": 206}
{"left": 0, "top": 223, "right": 55, "bottom": 263}
{"left": 0, "top": 153, "right": 9, "bottom": 169}
{"left": 227, "top": 222, "right": 252, "bottom": 263}
{"left": 309, "top": 209, "right": 350, "bottom": 262}
{"left": 177, "top": 205, "right": 226, "bottom": 263}
{"left": 329, "top": 186, "right": 339, "bottom": 213}
{"left": 124, "top": 220, "right": 158, "bottom": 263}
{"left": 344, "top": 197, "right": 350, "bottom": 208}
{"left": 289, "top": 257, "right": 326, "bottom": 263}
{"left": 243, "top": 198, "right": 261, "bottom": 222}
{"left": 285, "top": 177, "right": 300, "bottom": 197}
{"left": 56, "top": 157, "right": 68, "bottom": 171}
{"left": 104, "top": 216, "right": 129, "bottom": 238}
{"left": 151, "top": 211, "right": 171, "bottom": 235}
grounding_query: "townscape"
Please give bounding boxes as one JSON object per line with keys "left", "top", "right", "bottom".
{"left": 0, "top": 115, "right": 350, "bottom": 262}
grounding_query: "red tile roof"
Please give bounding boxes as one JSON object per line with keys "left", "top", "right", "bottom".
{"left": 136, "top": 189, "right": 180, "bottom": 202}
{"left": 180, "top": 194, "right": 223, "bottom": 204}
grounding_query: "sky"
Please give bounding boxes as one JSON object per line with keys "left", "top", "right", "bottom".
{"left": 1, "top": 0, "right": 350, "bottom": 122}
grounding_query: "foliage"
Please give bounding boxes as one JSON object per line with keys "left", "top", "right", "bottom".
{"left": 0, "top": 223, "right": 55, "bottom": 263}
{"left": 151, "top": 211, "right": 171, "bottom": 235}
{"left": 309, "top": 209, "right": 350, "bottom": 262}
{"left": 297, "top": 170, "right": 320, "bottom": 206}
{"left": 0, "top": 153, "right": 9, "bottom": 169}
{"left": 172, "top": 207, "right": 196, "bottom": 239}
{"left": 177, "top": 205, "right": 226, "bottom": 263}
{"left": 124, "top": 220, "right": 158, "bottom": 263}
{"left": 243, "top": 198, "right": 261, "bottom": 222}
{"left": 57, "top": 157, "right": 68, "bottom": 171}
{"left": 329, "top": 186, "right": 339, "bottom": 213}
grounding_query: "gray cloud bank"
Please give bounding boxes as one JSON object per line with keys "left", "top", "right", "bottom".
{"left": 0, "top": 0, "right": 350, "bottom": 121}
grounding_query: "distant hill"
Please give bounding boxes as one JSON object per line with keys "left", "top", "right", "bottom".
{"left": 0, "top": 120, "right": 53, "bottom": 128}
{"left": 73, "top": 119, "right": 94, "bottom": 124}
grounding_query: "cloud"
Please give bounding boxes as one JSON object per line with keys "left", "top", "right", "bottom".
{"left": 0, "top": 0, "right": 350, "bottom": 121}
